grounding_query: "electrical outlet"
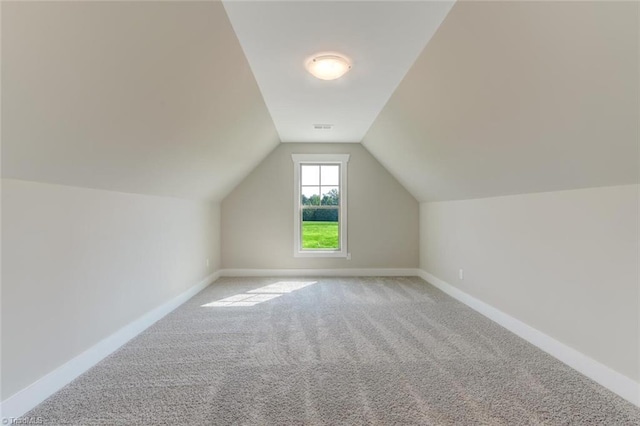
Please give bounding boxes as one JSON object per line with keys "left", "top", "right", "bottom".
{"left": 459, "top": 268, "right": 464, "bottom": 280}
{"left": 206, "top": 259, "right": 210, "bottom": 268}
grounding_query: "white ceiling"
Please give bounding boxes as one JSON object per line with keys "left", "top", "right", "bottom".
{"left": 2, "top": 1, "right": 279, "bottom": 201}
{"left": 363, "top": 1, "right": 639, "bottom": 202}
{"left": 223, "top": 0, "right": 454, "bottom": 143}
{"left": 3, "top": 1, "right": 637, "bottom": 203}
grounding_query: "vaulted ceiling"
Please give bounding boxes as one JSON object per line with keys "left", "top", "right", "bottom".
{"left": 223, "top": 0, "right": 453, "bottom": 143}
{"left": 363, "top": 0, "right": 639, "bottom": 201}
{"left": 2, "top": 1, "right": 278, "bottom": 201}
{"left": 2, "top": 1, "right": 638, "bottom": 203}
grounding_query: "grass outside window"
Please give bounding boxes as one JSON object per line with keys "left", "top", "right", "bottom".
{"left": 301, "top": 221, "right": 339, "bottom": 249}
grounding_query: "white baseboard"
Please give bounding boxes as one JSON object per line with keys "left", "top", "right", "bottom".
{"left": 0, "top": 271, "right": 221, "bottom": 421}
{"left": 417, "top": 270, "right": 640, "bottom": 407}
{"left": 219, "top": 268, "right": 420, "bottom": 277}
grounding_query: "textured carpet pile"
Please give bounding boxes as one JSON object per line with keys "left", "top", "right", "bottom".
{"left": 26, "top": 277, "right": 640, "bottom": 425}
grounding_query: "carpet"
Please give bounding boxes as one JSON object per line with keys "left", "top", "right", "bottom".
{"left": 24, "top": 276, "right": 640, "bottom": 425}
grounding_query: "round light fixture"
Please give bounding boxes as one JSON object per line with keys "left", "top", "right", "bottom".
{"left": 305, "top": 54, "right": 352, "bottom": 81}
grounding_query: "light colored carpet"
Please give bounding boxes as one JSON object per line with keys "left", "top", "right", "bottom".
{"left": 26, "top": 277, "right": 640, "bottom": 425}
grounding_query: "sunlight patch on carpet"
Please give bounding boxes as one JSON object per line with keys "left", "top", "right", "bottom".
{"left": 201, "top": 281, "right": 317, "bottom": 307}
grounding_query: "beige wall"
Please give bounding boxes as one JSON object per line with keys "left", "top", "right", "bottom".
{"left": 420, "top": 184, "right": 639, "bottom": 382}
{"left": 222, "top": 143, "right": 419, "bottom": 269}
{"left": 1, "top": 179, "right": 221, "bottom": 399}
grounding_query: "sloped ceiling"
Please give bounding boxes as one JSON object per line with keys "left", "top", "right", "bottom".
{"left": 3, "top": 1, "right": 638, "bottom": 204}
{"left": 363, "top": 1, "right": 639, "bottom": 202}
{"left": 2, "top": 1, "right": 279, "bottom": 201}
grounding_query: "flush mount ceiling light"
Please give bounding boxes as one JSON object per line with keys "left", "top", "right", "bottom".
{"left": 305, "top": 54, "right": 352, "bottom": 81}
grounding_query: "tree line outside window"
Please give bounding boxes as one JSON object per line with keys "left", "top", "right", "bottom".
{"left": 301, "top": 188, "right": 339, "bottom": 221}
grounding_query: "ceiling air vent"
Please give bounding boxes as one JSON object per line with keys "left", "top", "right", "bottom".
{"left": 313, "top": 124, "right": 333, "bottom": 130}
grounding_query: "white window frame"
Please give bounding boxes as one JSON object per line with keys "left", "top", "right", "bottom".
{"left": 292, "top": 153, "right": 349, "bottom": 258}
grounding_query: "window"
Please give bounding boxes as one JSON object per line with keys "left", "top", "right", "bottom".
{"left": 292, "top": 154, "right": 349, "bottom": 257}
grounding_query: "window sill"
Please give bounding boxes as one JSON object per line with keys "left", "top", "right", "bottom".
{"left": 294, "top": 250, "right": 348, "bottom": 258}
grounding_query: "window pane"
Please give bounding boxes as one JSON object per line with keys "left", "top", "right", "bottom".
{"left": 301, "top": 208, "right": 339, "bottom": 249}
{"left": 301, "top": 186, "right": 320, "bottom": 205}
{"left": 321, "top": 165, "right": 339, "bottom": 186}
{"left": 320, "top": 187, "right": 339, "bottom": 205}
{"left": 301, "top": 165, "right": 320, "bottom": 185}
